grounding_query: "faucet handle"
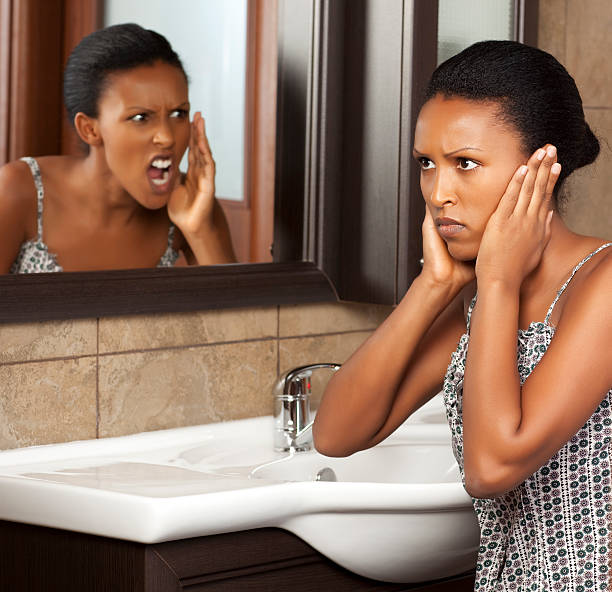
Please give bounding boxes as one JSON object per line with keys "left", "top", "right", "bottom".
{"left": 274, "top": 363, "right": 341, "bottom": 452}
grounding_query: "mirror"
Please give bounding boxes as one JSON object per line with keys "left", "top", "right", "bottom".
{"left": 0, "top": 0, "right": 338, "bottom": 322}
{"left": 1, "top": 0, "right": 275, "bottom": 272}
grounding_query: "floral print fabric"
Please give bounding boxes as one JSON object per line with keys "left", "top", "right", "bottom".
{"left": 443, "top": 244, "right": 612, "bottom": 591}
{"left": 10, "top": 157, "right": 179, "bottom": 273}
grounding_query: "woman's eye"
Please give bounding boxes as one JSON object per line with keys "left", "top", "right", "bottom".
{"left": 457, "top": 158, "right": 479, "bottom": 171}
{"left": 417, "top": 157, "right": 435, "bottom": 170}
{"left": 129, "top": 113, "right": 148, "bottom": 123}
{"left": 170, "top": 109, "right": 189, "bottom": 119}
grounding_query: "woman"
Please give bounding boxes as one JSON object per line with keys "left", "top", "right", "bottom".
{"left": 0, "top": 23, "right": 235, "bottom": 273}
{"left": 314, "top": 41, "right": 610, "bottom": 590}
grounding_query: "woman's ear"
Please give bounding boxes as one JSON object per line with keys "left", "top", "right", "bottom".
{"left": 74, "top": 113, "right": 102, "bottom": 147}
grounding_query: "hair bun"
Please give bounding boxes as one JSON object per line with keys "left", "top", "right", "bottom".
{"left": 579, "top": 123, "right": 601, "bottom": 169}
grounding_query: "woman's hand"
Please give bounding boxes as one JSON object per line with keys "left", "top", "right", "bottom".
{"left": 420, "top": 206, "right": 476, "bottom": 291}
{"left": 475, "top": 145, "right": 561, "bottom": 290}
{"left": 168, "top": 112, "right": 236, "bottom": 264}
{"left": 168, "top": 111, "right": 216, "bottom": 238}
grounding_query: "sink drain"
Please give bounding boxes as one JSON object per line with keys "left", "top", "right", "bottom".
{"left": 315, "top": 467, "right": 337, "bottom": 482}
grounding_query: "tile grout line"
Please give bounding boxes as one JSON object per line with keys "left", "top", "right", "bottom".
{"left": 96, "top": 335, "right": 280, "bottom": 358}
{"left": 0, "top": 353, "right": 98, "bottom": 368}
{"left": 276, "top": 305, "right": 281, "bottom": 379}
{"left": 278, "top": 328, "right": 374, "bottom": 342}
{"left": 0, "top": 329, "right": 374, "bottom": 368}
{"left": 96, "top": 318, "right": 100, "bottom": 439}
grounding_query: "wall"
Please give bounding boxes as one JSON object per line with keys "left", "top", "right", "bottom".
{"left": 539, "top": 0, "right": 612, "bottom": 240}
{"left": 0, "top": 303, "right": 390, "bottom": 449}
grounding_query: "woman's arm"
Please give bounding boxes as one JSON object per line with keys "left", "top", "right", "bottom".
{"left": 462, "top": 146, "right": 612, "bottom": 498}
{"left": 313, "top": 209, "right": 475, "bottom": 457}
{"left": 0, "top": 161, "right": 35, "bottom": 273}
{"left": 168, "top": 112, "right": 236, "bottom": 265}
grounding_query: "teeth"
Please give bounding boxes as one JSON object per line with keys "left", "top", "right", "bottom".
{"left": 151, "top": 170, "right": 170, "bottom": 185}
{"left": 151, "top": 158, "right": 171, "bottom": 169}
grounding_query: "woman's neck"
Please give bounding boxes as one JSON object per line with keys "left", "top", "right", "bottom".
{"left": 520, "top": 212, "right": 594, "bottom": 301}
{"left": 70, "top": 150, "right": 147, "bottom": 224}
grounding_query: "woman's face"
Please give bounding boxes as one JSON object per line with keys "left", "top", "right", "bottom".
{"left": 413, "top": 94, "right": 528, "bottom": 261}
{"left": 94, "top": 60, "right": 190, "bottom": 209}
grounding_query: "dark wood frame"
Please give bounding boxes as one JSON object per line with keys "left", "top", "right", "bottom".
{"left": 0, "top": 0, "right": 539, "bottom": 323}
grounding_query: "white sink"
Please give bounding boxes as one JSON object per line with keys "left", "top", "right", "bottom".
{"left": 0, "top": 394, "right": 478, "bottom": 583}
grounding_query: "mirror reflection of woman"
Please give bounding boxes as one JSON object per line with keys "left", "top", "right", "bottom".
{"left": 0, "top": 24, "right": 236, "bottom": 273}
{"left": 314, "top": 41, "right": 611, "bottom": 590}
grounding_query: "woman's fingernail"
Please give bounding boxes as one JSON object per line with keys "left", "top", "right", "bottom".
{"left": 536, "top": 149, "right": 546, "bottom": 160}
{"left": 518, "top": 165, "right": 528, "bottom": 176}
{"left": 547, "top": 145, "right": 557, "bottom": 158}
{"left": 551, "top": 162, "right": 561, "bottom": 174}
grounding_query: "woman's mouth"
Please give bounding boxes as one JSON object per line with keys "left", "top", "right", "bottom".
{"left": 147, "top": 157, "right": 174, "bottom": 193}
{"left": 435, "top": 217, "right": 466, "bottom": 238}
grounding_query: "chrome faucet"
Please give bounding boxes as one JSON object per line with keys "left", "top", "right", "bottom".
{"left": 274, "top": 363, "right": 341, "bottom": 452}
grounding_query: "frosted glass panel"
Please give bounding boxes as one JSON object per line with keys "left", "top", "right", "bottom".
{"left": 104, "top": 0, "right": 247, "bottom": 200}
{"left": 438, "top": 0, "right": 515, "bottom": 65}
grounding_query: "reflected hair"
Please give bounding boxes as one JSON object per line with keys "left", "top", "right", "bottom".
{"left": 63, "top": 23, "right": 187, "bottom": 125}
{"left": 425, "top": 40, "right": 599, "bottom": 205}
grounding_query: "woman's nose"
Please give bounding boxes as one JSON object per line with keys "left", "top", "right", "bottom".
{"left": 153, "top": 120, "right": 175, "bottom": 148}
{"left": 428, "top": 170, "right": 457, "bottom": 208}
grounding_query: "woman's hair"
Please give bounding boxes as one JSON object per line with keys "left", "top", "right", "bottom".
{"left": 425, "top": 40, "right": 599, "bottom": 204}
{"left": 63, "top": 23, "right": 187, "bottom": 125}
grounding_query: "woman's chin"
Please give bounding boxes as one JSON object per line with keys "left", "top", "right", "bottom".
{"left": 446, "top": 241, "right": 479, "bottom": 262}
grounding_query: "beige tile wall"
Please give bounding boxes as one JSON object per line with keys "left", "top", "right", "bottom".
{"left": 539, "top": 0, "right": 612, "bottom": 240}
{"left": 0, "top": 303, "right": 391, "bottom": 449}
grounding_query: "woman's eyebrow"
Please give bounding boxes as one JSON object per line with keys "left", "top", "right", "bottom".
{"left": 412, "top": 146, "right": 484, "bottom": 157}
{"left": 444, "top": 146, "right": 483, "bottom": 157}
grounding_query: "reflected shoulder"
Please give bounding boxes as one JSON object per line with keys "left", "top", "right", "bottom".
{"left": 0, "top": 159, "right": 37, "bottom": 209}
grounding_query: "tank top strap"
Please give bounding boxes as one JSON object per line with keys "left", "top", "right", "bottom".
{"left": 466, "top": 293, "right": 478, "bottom": 333}
{"left": 19, "top": 157, "right": 44, "bottom": 241}
{"left": 157, "top": 222, "right": 179, "bottom": 267}
{"left": 544, "top": 242, "right": 612, "bottom": 324}
{"left": 166, "top": 221, "right": 176, "bottom": 248}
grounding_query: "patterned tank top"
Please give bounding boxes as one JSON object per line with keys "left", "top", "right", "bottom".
{"left": 443, "top": 243, "right": 612, "bottom": 591}
{"left": 10, "top": 157, "right": 179, "bottom": 273}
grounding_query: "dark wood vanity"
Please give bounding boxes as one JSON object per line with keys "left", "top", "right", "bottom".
{"left": 0, "top": 520, "right": 475, "bottom": 591}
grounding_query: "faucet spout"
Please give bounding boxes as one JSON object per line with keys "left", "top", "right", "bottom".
{"left": 274, "top": 363, "right": 340, "bottom": 452}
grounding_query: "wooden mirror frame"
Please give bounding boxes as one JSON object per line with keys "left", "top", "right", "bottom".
{"left": 0, "top": 0, "right": 537, "bottom": 323}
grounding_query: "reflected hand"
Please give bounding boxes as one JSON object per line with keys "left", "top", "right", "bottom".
{"left": 168, "top": 111, "right": 216, "bottom": 238}
{"left": 475, "top": 145, "right": 561, "bottom": 290}
{"left": 420, "top": 207, "right": 475, "bottom": 291}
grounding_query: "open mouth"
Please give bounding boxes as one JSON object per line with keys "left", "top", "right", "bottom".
{"left": 147, "top": 157, "right": 173, "bottom": 191}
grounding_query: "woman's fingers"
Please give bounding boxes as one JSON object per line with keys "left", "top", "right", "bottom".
{"left": 513, "top": 147, "right": 545, "bottom": 214}
{"left": 495, "top": 164, "right": 528, "bottom": 219}
{"left": 542, "top": 162, "right": 561, "bottom": 215}
{"left": 526, "top": 145, "right": 557, "bottom": 215}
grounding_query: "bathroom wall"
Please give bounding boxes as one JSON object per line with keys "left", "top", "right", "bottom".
{"left": 0, "top": 303, "right": 390, "bottom": 449}
{"left": 539, "top": 0, "right": 612, "bottom": 240}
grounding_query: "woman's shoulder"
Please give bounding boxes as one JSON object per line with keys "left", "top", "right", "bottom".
{"left": 558, "top": 238, "right": 612, "bottom": 323}
{"left": 0, "top": 158, "right": 38, "bottom": 211}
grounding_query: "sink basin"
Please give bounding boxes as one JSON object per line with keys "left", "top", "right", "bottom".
{"left": 250, "top": 439, "right": 458, "bottom": 483}
{"left": 0, "top": 394, "right": 478, "bottom": 583}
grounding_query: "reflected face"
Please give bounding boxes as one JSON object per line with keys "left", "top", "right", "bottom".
{"left": 95, "top": 60, "right": 190, "bottom": 209}
{"left": 413, "top": 95, "right": 527, "bottom": 260}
